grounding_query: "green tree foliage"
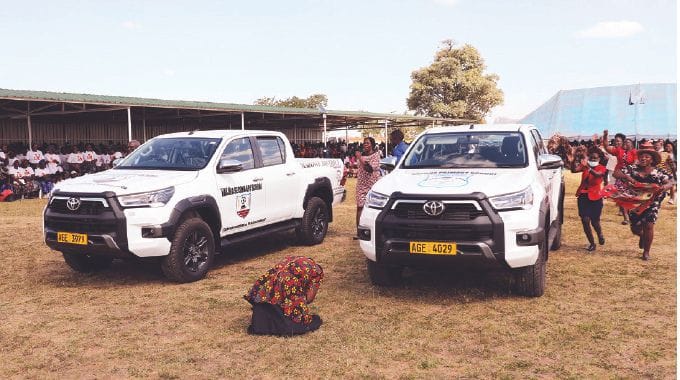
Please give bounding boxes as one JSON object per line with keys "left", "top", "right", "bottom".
{"left": 407, "top": 40, "right": 504, "bottom": 121}
{"left": 254, "top": 94, "right": 328, "bottom": 109}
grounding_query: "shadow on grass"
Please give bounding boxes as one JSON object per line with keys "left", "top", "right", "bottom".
{"left": 41, "top": 231, "right": 299, "bottom": 287}
{"left": 340, "top": 261, "right": 523, "bottom": 302}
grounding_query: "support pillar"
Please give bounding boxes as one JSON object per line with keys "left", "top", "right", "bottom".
{"left": 127, "top": 107, "right": 132, "bottom": 141}
{"left": 241, "top": 112, "right": 245, "bottom": 130}
{"left": 27, "top": 114, "right": 32, "bottom": 148}
{"left": 323, "top": 114, "right": 327, "bottom": 147}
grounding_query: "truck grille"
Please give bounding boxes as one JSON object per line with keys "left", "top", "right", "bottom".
{"left": 382, "top": 224, "right": 493, "bottom": 241}
{"left": 392, "top": 202, "right": 486, "bottom": 221}
{"left": 45, "top": 217, "right": 118, "bottom": 234}
{"left": 48, "top": 198, "right": 109, "bottom": 215}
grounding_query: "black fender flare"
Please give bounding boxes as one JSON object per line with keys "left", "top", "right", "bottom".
{"left": 303, "top": 177, "right": 334, "bottom": 222}
{"left": 538, "top": 196, "right": 551, "bottom": 259}
{"left": 161, "top": 195, "right": 222, "bottom": 243}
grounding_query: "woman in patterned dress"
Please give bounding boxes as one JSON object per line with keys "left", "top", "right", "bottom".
{"left": 244, "top": 256, "right": 324, "bottom": 336}
{"left": 613, "top": 143, "right": 674, "bottom": 260}
{"left": 355, "top": 137, "right": 381, "bottom": 226}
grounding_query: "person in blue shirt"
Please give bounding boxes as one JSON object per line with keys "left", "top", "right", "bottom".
{"left": 390, "top": 129, "right": 408, "bottom": 162}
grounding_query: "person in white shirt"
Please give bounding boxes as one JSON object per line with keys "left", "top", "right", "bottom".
{"left": 34, "top": 160, "right": 54, "bottom": 195}
{"left": 67, "top": 146, "right": 85, "bottom": 174}
{"left": 45, "top": 146, "right": 62, "bottom": 172}
{"left": 100, "top": 148, "right": 112, "bottom": 169}
{"left": 7, "top": 151, "right": 19, "bottom": 168}
{"left": 82, "top": 144, "right": 98, "bottom": 173}
{"left": 26, "top": 144, "right": 44, "bottom": 168}
{"left": 59, "top": 146, "right": 70, "bottom": 172}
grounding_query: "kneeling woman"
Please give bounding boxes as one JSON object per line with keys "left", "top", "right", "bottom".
{"left": 244, "top": 256, "right": 323, "bottom": 336}
{"left": 571, "top": 148, "right": 606, "bottom": 251}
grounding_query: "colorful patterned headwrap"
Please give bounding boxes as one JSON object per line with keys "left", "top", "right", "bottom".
{"left": 244, "top": 256, "right": 324, "bottom": 325}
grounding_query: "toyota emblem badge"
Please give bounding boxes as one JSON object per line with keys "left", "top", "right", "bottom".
{"left": 423, "top": 200, "right": 445, "bottom": 217}
{"left": 66, "top": 197, "right": 81, "bottom": 211}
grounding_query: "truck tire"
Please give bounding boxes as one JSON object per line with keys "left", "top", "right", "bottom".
{"left": 367, "top": 259, "right": 402, "bottom": 286}
{"left": 514, "top": 234, "right": 547, "bottom": 297}
{"left": 296, "top": 197, "right": 329, "bottom": 246}
{"left": 62, "top": 252, "right": 113, "bottom": 272}
{"left": 161, "top": 217, "right": 215, "bottom": 283}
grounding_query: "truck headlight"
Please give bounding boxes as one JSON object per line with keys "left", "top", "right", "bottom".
{"left": 366, "top": 190, "right": 389, "bottom": 209}
{"left": 489, "top": 186, "right": 533, "bottom": 210}
{"left": 118, "top": 187, "right": 175, "bottom": 208}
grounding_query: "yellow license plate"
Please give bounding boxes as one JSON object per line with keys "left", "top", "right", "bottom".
{"left": 409, "top": 241, "right": 457, "bottom": 255}
{"left": 57, "top": 232, "right": 88, "bottom": 245}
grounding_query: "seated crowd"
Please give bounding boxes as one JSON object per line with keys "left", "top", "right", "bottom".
{"left": 0, "top": 140, "right": 139, "bottom": 200}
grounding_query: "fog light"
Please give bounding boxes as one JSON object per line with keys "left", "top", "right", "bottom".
{"left": 516, "top": 232, "right": 533, "bottom": 245}
{"left": 141, "top": 225, "right": 162, "bottom": 238}
{"left": 357, "top": 227, "right": 371, "bottom": 241}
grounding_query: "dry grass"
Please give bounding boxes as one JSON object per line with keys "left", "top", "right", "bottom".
{"left": 0, "top": 172, "right": 675, "bottom": 379}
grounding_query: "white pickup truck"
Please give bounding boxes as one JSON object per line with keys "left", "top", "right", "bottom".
{"left": 358, "top": 124, "right": 564, "bottom": 296}
{"left": 44, "top": 130, "right": 345, "bottom": 282}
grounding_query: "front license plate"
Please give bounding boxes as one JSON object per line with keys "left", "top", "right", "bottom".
{"left": 409, "top": 241, "right": 457, "bottom": 255}
{"left": 57, "top": 232, "right": 88, "bottom": 245}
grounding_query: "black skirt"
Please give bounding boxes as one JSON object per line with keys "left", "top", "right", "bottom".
{"left": 247, "top": 302, "right": 322, "bottom": 336}
{"left": 577, "top": 194, "right": 603, "bottom": 221}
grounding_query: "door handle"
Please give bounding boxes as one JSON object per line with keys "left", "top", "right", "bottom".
{"left": 286, "top": 172, "right": 296, "bottom": 176}
{"left": 252, "top": 177, "right": 263, "bottom": 182}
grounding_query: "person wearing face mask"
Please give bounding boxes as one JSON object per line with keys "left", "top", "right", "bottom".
{"left": 571, "top": 148, "right": 606, "bottom": 252}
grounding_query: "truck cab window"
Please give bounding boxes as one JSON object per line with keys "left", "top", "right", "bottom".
{"left": 257, "top": 137, "right": 285, "bottom": 167}
{"left": 221, "top": 137, "right": 255, "bottom": 170}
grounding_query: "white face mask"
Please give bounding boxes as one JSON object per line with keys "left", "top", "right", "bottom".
{"left": 588, "top": 160, "right": 599, "bottom": 167}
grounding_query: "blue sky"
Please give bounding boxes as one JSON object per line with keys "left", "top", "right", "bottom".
{"left": 0, "top": 0, "right": 675, "bottom": 121}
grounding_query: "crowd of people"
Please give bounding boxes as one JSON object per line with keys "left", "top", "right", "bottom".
{"left": 0, "top": 140, "right": 140, "bottom": 200}
{"left": 551, "top": 131, "right": 676, "bottom": 260}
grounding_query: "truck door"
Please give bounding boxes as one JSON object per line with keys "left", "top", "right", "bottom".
{"left": 253, "top": 136, "right": 300, "bottom": 223}
{"left": 530, "top": 129, "right": 561, "bottom": 224}
{"left": 214, "top": 137, "right": 266, "bottom": 236}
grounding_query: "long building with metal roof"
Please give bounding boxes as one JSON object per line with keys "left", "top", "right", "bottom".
{"left": 0, "top": 88, "right": 468, "bottom": 145}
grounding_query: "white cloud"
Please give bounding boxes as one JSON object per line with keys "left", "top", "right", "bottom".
{"left": 576, "top": 20, "right": 644, "bottom": 38}
{"left": 432, "top": 0, "right": 459, "bottom": 7}
{"left": 121, "top": 21, "right": 140, "bottom": 30}
{"left": 162, "top": 68, "right": 175, "bottom": 77}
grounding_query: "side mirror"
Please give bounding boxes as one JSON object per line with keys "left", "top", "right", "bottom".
{"left": 216, "top": 158, "right": 243, "bottom": 174}
{"left": 380, "top": 156, "right": 398, "bottom": 171}
{"left": 538, "top": 154, "right": 564, "bottom": 170}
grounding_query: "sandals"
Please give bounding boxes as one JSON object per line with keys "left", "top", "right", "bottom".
{"left": 621, "top": 220, "right": 629, "bottom": 225}
{"left": 587, "top": 244, "right": 596, "bottom": 252}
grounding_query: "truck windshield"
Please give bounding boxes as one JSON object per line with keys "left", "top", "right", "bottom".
{"left": 402, "top": 132, "right": 528, "bottom": 169}
{"left": 115, "top": 137, "right": 221, "bottom": 171}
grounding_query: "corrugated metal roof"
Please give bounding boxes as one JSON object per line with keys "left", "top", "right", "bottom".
{"left": 520, "top": 83, "right": 677, "bottom": 138}
{"left": 0, "top": 88, "right": 460, "bottom": 124}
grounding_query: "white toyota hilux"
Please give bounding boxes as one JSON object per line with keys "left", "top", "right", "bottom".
{"left": 358, "top": 124, "right": 564, "bottom": 296}
{"left": 44, "top": 130, "right": 345, "bottom": 282}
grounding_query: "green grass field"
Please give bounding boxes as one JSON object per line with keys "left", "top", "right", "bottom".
{"left": 0, "top": 172, "right": 676, "bottom": 378}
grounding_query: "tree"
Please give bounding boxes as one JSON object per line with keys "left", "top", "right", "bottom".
{"left": 407, "top": 40, "right": 504, "bottom": 121}
{"left": 254, "top": 94, "right": 328, "bottom": 109}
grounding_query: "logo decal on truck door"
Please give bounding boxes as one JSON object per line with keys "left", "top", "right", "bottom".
{"left": 237, "top": 193, "right": 251, "bottom": 218}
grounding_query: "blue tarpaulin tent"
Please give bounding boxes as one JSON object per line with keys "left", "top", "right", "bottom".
{"left": 520, "top": 83, "right": 677, "bottom": 139}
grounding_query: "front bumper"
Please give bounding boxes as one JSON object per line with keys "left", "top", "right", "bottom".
{"left": 359, "top": 192, "right": 541, "bottom": 269}
{"left": 43, "top": 191, "right": 172, "bottom": 258}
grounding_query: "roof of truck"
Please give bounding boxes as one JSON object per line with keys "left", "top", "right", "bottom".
{"left": 152, "top": 130, "right": 284, "bottom": 139}
{"left": 426, "top": 123, "right": 535, "bottom": 134}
